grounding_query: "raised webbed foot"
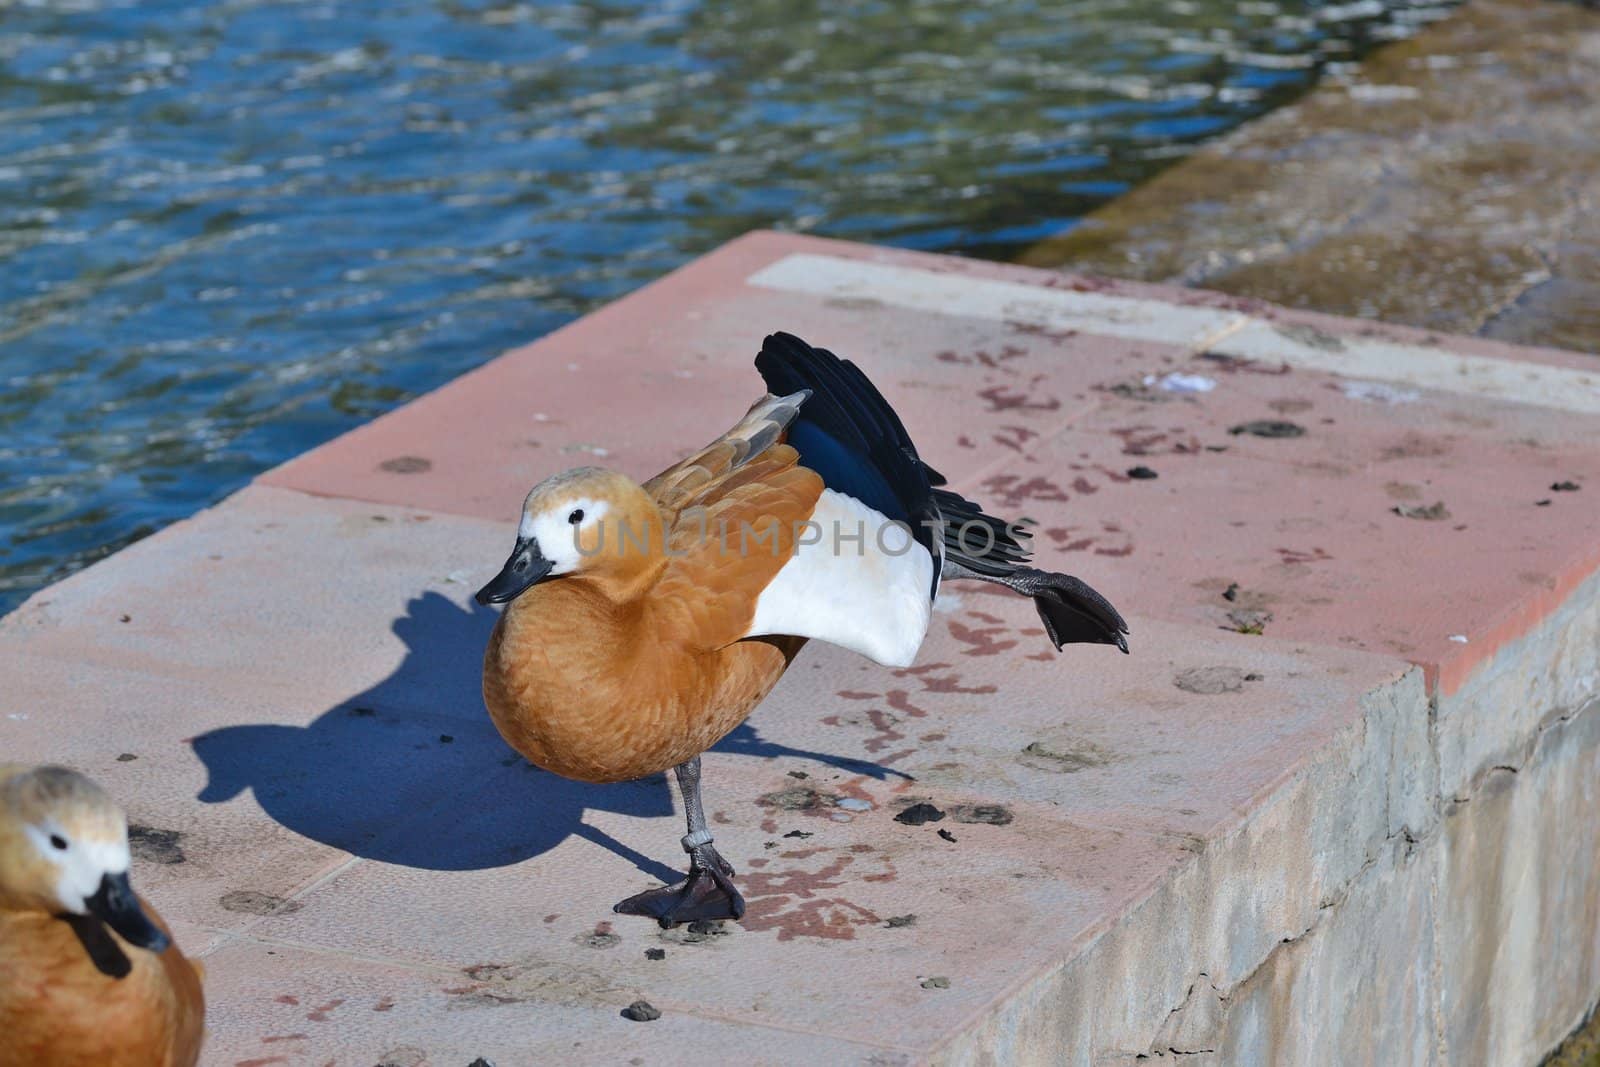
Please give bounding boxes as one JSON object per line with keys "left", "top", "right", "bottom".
{"left": 1002, "top": 566, "right": 1129, "bottom": 653}
{"left": 613, "top": 846, "right": 744, "bottom": 927}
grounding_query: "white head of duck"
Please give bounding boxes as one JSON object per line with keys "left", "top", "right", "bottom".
{"left": 0, "top": 764, "right": 170, "bottom": 953}
{"left": 475, "top": 466, "right": 672, "bottom": 606}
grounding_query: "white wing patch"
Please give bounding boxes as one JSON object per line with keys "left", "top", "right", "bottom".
{"left": 742, "top": 489, "right": 933, "bottom": 668}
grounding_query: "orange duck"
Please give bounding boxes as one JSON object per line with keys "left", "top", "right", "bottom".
{"left": 478, "top": 332, "right": 1128, "bottom": 925}
{"left": 0, "top": 765, "right": 204, "bottom": 1067}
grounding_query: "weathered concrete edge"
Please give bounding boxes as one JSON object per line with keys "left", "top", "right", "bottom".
{"left": 1437, "top": 564, "right": 1600, "bottom": 800}
{"left": 929, "top": 663, "right": 1430, "bottom": 1065}
{"left": 934, "top": 567, "right": 1600, "bottom": 1065}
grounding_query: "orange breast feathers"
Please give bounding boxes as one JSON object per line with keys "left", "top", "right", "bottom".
{"left": 0, "top": 902, "right": 203, "bottom": 1067}
{"left": 482, "top": 444, "right": 822, "bottom": 783}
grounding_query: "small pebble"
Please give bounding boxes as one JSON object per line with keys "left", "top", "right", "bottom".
{"left": 894, "top": 802, "right": 946, "bottom": 826}
{"left": 886, "top": 914, "right": 917, "bottom": 928}
{"left": 118, "top": 614, "right": 131, "bottom": 623}
{"left": 1244, "top": 672, "right": 1264, "bottom": 682}
{"left": 937, "top": 828, "right": 957, "bottom": 843}
{"left": 644, "top": 948, "right": 665, "bottom": 961}
{"left": 1536, "top": 499, "right": 1552, "bottom": 507}
{"left": 1552, "top": 480, "right": 1581, "bottom": 492}
{"left": 836, "top": 797, "right": 871, "bottom": 812}
{"left": 783, "top": 830, "right": 812, "bottom": 839}
{"left": 787, "top": 770, "right": 809, "bottom": 779}
{"left": 467, "top": 1059, "right": 495, "bottom": 1067}
{"left": 116, "top": 753, "right": 138, "bottom": 762}
{"left": 920, "top": 976, "right": 951, "bottom": 990}
{"left": 1229, "top": 419, "right": 1305, "bottom": 438}
{"left": 1222, "top": 582, "right": 1239, "bottom": 602}
{"left": 439, "top": 734, "right": 454, "bottom": 744}
{"left": 621, "top": 1000, "right": 661, "bottom": 1022}
{"left": 1126, "top": 466, "right": 1158, "bottom": 480}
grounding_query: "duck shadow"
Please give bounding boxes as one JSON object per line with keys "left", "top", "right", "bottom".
{"left": 190, "top": 591, "right": 904, "bottom": 878}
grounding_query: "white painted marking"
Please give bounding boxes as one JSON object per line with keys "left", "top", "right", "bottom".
{"left": 747, "top": 253, "right": 1245, "bottom": 349}
{"left": 747, "top": 253, "right": 1600, "bottom": 415}
{"left": 743, "top": 489, "right": 933, "bottom": 668}
{"left": 1214, "top": 321, "right": 1600, "bottom": 415}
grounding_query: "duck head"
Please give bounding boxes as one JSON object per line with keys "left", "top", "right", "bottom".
{"left": 0, "top": 764, "right": 170, "bottom": 952}
{"left": 476, "top": 467, "right": 667, "bottom": 605}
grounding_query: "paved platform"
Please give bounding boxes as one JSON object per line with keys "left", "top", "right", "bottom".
{"left": 4, "top": 232, "right": 1599, "bottom": 1065}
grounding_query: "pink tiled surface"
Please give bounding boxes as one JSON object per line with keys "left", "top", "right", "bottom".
{"left": 4, "top": 231, "right": 1598, "bottom": 1063}
{"left": 262, "top": 230, "right": 1600, "bottom": 695}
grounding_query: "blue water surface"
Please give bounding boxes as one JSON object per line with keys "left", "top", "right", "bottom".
{"left": 0, "top": 0, "right": 1454, "bottom": 614}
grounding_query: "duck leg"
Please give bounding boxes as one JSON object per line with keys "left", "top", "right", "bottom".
{"left": 613, "top": 755, "right": 746, "bottom": 927}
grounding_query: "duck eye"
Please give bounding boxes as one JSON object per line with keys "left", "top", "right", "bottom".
{"left": 567, "top": 508, "right": 584, "bottom": 525}
{"left": 49, "top": 834, "right": 68, "bottom": 851}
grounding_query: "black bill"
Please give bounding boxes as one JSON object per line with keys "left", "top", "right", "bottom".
{"left": 475, "top": 537, "right": 555, "bottom": 605}
{"left": 85, "top": 871, "right": 170, "bottom": 953}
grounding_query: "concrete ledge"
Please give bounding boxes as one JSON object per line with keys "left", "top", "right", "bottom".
{"left": 4, "top": 232, "right": 1598, "bottom": 1064}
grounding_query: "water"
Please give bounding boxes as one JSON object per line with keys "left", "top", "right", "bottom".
{"left": 0, "top": 0, "right": 1455, "bottom": 616}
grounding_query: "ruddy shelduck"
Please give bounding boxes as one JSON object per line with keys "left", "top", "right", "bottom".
{"left": 479, "top": 333, "right": 1128, "bottom": 925}
{"left": 0, "top": 764, "right": 204, "bottom": 1066}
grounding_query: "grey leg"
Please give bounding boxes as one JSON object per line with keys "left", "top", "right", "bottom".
{"left": 675, "top": 756, "right": 735, "bottom": 878}
{"left": 613, "top": 756, "right": 745, "bottom": 926}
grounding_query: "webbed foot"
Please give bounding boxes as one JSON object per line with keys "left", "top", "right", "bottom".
{"left": 613, "top": 847, "right": 744, "bottom": 927}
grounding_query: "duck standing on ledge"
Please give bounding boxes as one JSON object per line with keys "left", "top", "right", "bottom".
{"left": 478, "top": 332, "right": 1128, "bottom": 926}
{"left": 0, "top": 765, "right": 204, "bottom": 1066}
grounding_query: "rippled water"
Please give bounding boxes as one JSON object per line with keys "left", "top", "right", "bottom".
{"left": 0, "top": 0, "right": 1454, "bottom": 615}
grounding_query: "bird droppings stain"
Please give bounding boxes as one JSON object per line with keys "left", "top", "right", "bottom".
{"left": 374, "top": 1048, "right": 427, "bottom": 1067}
{"left": 950, "top": 804, "right": 1014, "bottom": 826}
{"left": 1173, "top": 666, "right": 1251, "bottom": 695}
{"left": 757, "top": 786, "right": 843, "bottom": 814}
{"left": 836, "top": 797, "right": 872, "bottom": 812}
{"left": 1229, "top": 419, "right": 1305, "bottom": 439}
{"left": 621, "top": 1000, "right": 661, "bottom": 1022}
{"left": 379, "top": 455, "right": 433, "bottom": 473}
{"left": 219, "top": 890, "right": 304, "bottom": 917}
{"left": 128, "top": 824, "right": 186, "bottom": 865}
{"left": 577, "top": 922, "right": 620, "bottom": 949}
{"left": 660, "top": 919, "right": 730, "bottom": 946}
{"left": 1392, "top": 501, "right": 1451, "bottom": 521}
{"left": 1020, "top": 740, "right": 1113, "bottom": 772}
{"left": 1277, "top": 546, "right": 1333, "bottom": 565}
{"left": 1224, "top": 608, "right": 1272, "bottom": 635}
{"left": 893, "top": 802, "right": 946, "bottom": 826}
{"left": 1274, "top": 323, "right": 1345, "bottom": 351}
{"left": 644, "top": 948, "right": 666, "bottom": 961}
{"left": 1379, "top": 432, "right": 1451, "bottom": 461}
{"left": 921, "top": 976, "right": 952, "bottom": 990}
